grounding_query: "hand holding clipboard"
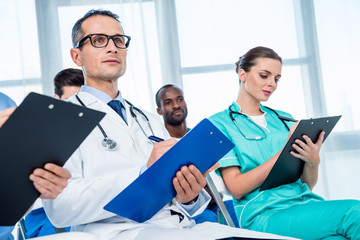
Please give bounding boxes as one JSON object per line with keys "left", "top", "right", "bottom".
{"left": 104, "top": 118, "right": 234, "bottom": 223}
{"left": 0, "top": 92, "right": 105, "bottom": 226}
{"left": 260, "top": 115, "right": 341, "bottom": 191}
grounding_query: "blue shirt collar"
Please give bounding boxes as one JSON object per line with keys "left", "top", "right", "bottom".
{"left": 80, "top": 85, "right": 126, "bottom": 107}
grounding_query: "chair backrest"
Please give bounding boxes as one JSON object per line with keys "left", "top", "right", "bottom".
{"left": 54, "top": 227, "right": 67, "bottom": 233}
{"left": 17, "top": 218, "right": 27, "bottom": 240}
{"left": 206, "top": 173, "right": 236, "bottom": 227}
{"left": 16, "top": 217, "right": 67, "bottom": 239}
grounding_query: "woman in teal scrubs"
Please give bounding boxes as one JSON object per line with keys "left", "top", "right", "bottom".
{"left": 209, "top": 46, "right": 360, "bottom": 239}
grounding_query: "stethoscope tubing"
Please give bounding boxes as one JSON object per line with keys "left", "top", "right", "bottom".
{"left": 125, "top": 99, "right": 155, "bottom": 137}
{"left": 75, "top": 94, "right": 110, "bottom": 140}
{"left": 228, "top": 105, "right": 291, "bottom": 140}
{"left": 229, "top": 109, "right": 267, "bottom": 140}
{"left": 75, "top": 94, "right": 155, "bottom": 149}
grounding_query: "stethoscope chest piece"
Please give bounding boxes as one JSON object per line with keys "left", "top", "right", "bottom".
{"left": 75, "top": 94, "right": 154, "bottom": 150}
{"left": 102, "top": 137, "right": 118, "bottom": 151}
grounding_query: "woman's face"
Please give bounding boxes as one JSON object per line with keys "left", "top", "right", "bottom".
{"left": 239, "top": 57, "right": 282, "bottom": 102}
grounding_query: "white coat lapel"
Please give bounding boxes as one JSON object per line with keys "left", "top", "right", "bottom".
{"left": 76, "top": 92, "right": 128, "bottom": 126}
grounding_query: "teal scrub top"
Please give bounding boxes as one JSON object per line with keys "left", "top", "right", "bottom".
{"left": 209, "top": 102, "right": 323, "bottom": 230}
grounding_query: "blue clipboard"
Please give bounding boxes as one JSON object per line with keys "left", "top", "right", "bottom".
{"left": 104, "top": 118, "right": 234, "bottom": 223}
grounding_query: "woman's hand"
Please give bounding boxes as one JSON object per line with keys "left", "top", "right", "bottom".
{"left": 290, "top": 131, "right": 325, "bottom": 168}
{"left": 290, "top": 131, "right": 325, "bottom": 189}
{"left": 286, "top": 121, "right": 299, "bottom": 142}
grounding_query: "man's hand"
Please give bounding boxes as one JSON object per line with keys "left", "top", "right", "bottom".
{"left": 29, "top": 163, "right": 71, "bottom": 199}
{"left": 0, "top": 107, "right": 16, "bottom": 127}
{"left": 173, "top": 165, "right": 206, "bottom": 204}
{"left": 173, "top": 162, "right": 219, "bottom": 205}
{"left": 147, "top": 138, "right": 220, "bottom": 205}
{"left": 147, "top": 139, "right": 177, "bottom": 168}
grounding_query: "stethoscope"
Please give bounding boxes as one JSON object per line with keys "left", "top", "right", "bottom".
{"left": 228, "top": 105, "right": 293, "bottom": 140}
{"left": 126, "top": 99, "right": 155, "bottom": 141}
{"left": 75, "top": 94, "right": 155, "bottom": 151}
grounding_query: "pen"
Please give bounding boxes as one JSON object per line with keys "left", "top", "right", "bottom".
{"left": 148, "top": 135, "right": 164, "bottom": 142}
{"left": 278, "top": 115, "right": 298, "bottom": 122}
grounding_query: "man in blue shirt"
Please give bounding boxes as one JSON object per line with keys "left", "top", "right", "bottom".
{"left": 53, "top": 68, "right": 84, "bottom": 100}
{"left": 155, "top": 85, "right": 241, "bottom": 227}
{"left": 0, "top": 94, "right": 15, "bottom": 239}
{"left": 155, "top": 85, "right": 220, "bottom": 224}
{"left": 0, "top": 92, "right": 16, "bottom": 111}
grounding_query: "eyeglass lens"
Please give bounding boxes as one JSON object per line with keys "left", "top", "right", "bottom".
{"left": 91, "top": 34, "right": 128, "bottom": 48}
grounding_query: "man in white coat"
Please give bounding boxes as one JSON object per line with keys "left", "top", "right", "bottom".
{"left": 42, "top": 9, "right": 293, "bottom": 240}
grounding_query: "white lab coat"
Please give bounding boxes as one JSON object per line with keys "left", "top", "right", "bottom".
{"left": 42, "top": 92, "right": 210, "bottom": 240}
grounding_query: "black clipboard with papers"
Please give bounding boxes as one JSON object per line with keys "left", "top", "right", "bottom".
{"left": 260, "top": 115, "right": 341, "bottom": 191}
{"left": 0, "top": 92, "right": 105, "bottom": 226}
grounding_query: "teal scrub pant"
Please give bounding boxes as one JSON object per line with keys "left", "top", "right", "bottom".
{"left": 260, "top": 200, "right": 360, "bottom": 240}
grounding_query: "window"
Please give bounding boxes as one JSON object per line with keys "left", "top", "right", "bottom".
{"left": 57, "top": 2, "right": 161, "bottom": 111}
{"left": 175, "top": 0, "right": 304, "bottom": 125}
{"left": 0, "top": 0, "right": 41, "bottom": 104}
{"left": 313, "top": 0, "right": 360, "bottom": 199}
{"left": 315, "top": 0, "right": 360, "bottom": 132}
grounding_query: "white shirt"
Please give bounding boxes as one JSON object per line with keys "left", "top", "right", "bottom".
{"left": 249, "top": 113, "right": 269, "bottom": 132}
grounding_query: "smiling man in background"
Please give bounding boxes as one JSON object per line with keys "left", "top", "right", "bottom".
{"left": 155, "top": 84, "right": 189, "bottom": 139}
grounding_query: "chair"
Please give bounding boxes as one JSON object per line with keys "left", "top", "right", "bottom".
{"left": 206, "top": 172, "right": 239, "bottom": 228}
{"left": 34, "top": 232, "right": 98, "bottom": 240}
{"left": 16, "top": 220, "right": 97, "bottom": 240}
{"left": 17, "top": 218, "right": 27, "bottom": 240}
{"left": 17, "top": 217, "right": 67, "bottom": 240}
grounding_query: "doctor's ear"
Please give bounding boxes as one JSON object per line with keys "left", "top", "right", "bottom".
{"left": 156, "top": 108, "right": 163, "bottom": 116}
{"left": 70, "top": 48, "right": 83, "bottom": 67}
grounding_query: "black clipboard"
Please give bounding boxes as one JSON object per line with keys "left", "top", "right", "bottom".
{"left": 260, "top": 115, "right": 341, "bottom": 191}
{"left": 0, "top": 92, "right": 105, "bottom": 226}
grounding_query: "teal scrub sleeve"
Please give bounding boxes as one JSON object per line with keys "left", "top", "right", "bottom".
{"left": 209, "top": 115, "right": 241, "bottom": 176}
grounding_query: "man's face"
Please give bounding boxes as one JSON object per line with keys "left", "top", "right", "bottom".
{"left": 157, "top": 87, "right": 188, "bottom": 126}
{"left": 72, "top": 15, "right": 127, "bottom": 83}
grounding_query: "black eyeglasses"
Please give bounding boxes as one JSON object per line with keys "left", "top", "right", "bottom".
{"left": 75, "top": 34, "right": 131, "bottom": 49}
